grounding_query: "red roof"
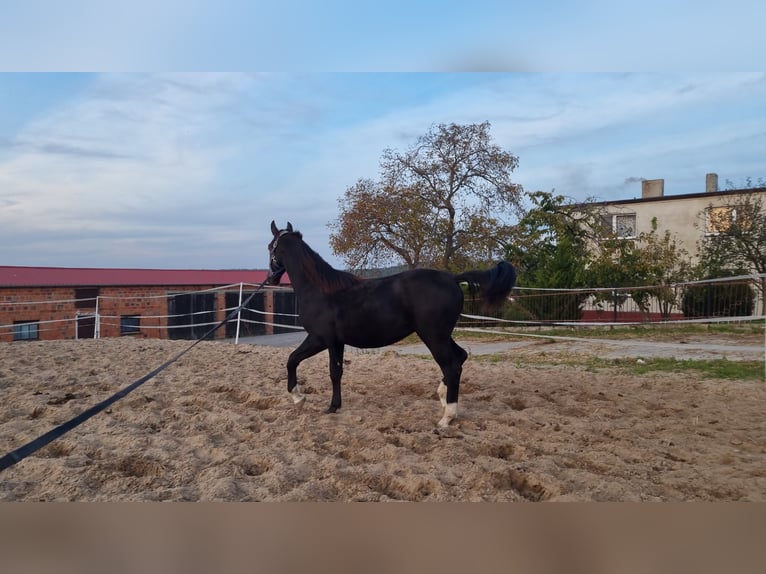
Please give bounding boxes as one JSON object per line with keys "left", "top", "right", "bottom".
{"left": 0, "top": 266, "right": 277, "bottom": 287}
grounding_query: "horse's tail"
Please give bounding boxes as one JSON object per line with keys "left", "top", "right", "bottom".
{"left": 454, "top": 261, "right": 517, "bottom": 310}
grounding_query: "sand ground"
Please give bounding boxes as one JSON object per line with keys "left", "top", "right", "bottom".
{"left": 0, "top": 334, "right": 764, "bottom": 501}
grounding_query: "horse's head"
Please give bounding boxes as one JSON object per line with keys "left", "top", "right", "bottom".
{"left": 266, "top": 220, "right": 294, "bottom": 285}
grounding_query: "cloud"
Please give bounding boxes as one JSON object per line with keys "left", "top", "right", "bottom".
{"left": 0, "top": 72, "right": 385, "bottom": 268}
{"left": 0, "top": 74, "right": 262, "bottom": 263}
{"left": 2, "top": 74, "right": 250, "bottom": 203}
{"left": 10, "top": 140, "right": 138, "bottom": 160}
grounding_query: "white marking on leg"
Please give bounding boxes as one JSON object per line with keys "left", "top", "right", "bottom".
{"left": 290, "top": 385, "right": 305, "bottom": 405}
{"left": 438, "top": 402, "right": 457, "bottom": 428}
{"left": 437, "top": 382, "right": 447, "bottom": 407}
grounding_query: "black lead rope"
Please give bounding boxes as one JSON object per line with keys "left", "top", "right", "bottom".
{"left": 0, "top": 283, "right": 266, "bottom": 473}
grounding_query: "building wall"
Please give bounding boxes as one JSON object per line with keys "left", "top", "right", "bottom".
{"left": 96, "top": 286, "right": 180, "bottom": 339}
{"left": 0, "top": 287, "right": 76, "bottom": 341}
{"left": 599, "top": 188, "right": 766, "bottom": 262}
{"left": 0, "top": 285, "right": 284, "bottom": 343}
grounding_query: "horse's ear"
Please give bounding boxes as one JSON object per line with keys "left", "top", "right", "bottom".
{"left": 287, "top": 222, "right": 293, "bottom": 232}
{"left": 271, "top": 220, "right": 279, "bottom": 236}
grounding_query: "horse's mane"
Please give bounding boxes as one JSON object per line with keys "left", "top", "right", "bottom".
{"left": 286, "top": 233, "right": 362, "bottom": 294}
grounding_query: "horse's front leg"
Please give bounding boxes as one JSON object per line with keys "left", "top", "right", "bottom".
{"left": 286, "top": 334, "right": 326, "bottom": 405}
{"left": 326, "top": 342, "right": 345, "bottom": 413}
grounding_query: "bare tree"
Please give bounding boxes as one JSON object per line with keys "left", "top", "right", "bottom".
{"left": 330, "top": 122, "right": 522, "bottom": 271}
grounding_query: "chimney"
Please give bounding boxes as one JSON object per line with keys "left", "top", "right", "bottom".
{"left": 641, "top": 178, "right": 664, "bottom": 198}
{"left": 706, "top": 173, "right": 718, "bottom": 193}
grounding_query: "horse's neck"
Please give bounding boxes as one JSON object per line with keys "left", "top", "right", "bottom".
{"left": 284, "top": 263, "right": 315, "bottom": 296}
{"left": 282, "top": 241, "right": 327, "bottom": 296}
{"left": 283, "top": 239, "right": 355, "bottom": 297}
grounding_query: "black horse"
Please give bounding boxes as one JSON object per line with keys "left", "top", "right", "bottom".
{"left": 267, "top": 221, "right": 516, "bottom": 427}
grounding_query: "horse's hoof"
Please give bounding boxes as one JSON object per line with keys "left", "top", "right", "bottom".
{"left": 325, "top": 405, "right": 339, "bottom": 414}
{"left": 438, "top": 403, "right": 458, "bottom": 428}
{"left": 290, "top": 385, "right": 305, "bottom": 405}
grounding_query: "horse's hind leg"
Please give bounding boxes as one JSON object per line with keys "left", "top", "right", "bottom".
{"left": 421, "top": 335, "right": 467, "bottom": 427}
{"left": 442, "top": 339, "right": 468, "bottom": 426}
{"left": 437, "top": 339, "right": 468, "bottom": 408}
{"left": 326, "top": 342, "right": 345, "bottom": 413}
{"left": 286, "top": 334, "right": 326, "bottom": 405}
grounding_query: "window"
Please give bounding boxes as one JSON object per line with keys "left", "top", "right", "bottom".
{"left": 120, "top": 315, "right": 141, "bottom": 335}
{"left": 602, "top": 213, "right": 637, "bottom": 239}
{"left": 75, "top": 287, "right": 99, "bottom": 309}
{"left": 705, "top": 206, "right": 736, "bottom": 235}
{"left": 14, "top": 321, "right": 39, "bottom": 341}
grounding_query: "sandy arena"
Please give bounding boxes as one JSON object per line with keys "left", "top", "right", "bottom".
{"left": 0, "top": 335, "right": 764, "bottom": 501}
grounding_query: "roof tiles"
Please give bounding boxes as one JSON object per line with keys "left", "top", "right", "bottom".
{"left": 0, "top": 266, "right": 273, "bottom": 287}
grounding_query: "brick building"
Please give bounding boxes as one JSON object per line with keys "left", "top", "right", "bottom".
{"left": 0, "top": 267, "right": 297, "bottom": 342}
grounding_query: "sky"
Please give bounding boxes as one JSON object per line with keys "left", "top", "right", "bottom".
{"left": 0, "top": 1, "right": 763, "bottom": 271}
{"left": 1, "top": 72, "right": 765, "bottom": 270}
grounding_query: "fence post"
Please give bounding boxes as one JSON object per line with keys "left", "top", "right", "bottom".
{"left": 235, "top": 282, "right": 243, "bottom": 345}
{"left": 94, "top": 296, "right": 100, "bottom": 339}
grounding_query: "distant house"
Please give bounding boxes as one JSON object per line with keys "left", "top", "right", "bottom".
{"left": 0, "top": 267, "right": 297, "bottom": 342}
{"left": 561, "top": 173, "right": 766, "bottom": 323}
{"left": 588, "top": 173, "right": 766, "bottom": 263}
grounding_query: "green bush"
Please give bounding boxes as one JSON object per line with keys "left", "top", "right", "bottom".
{"left": 518, "top": 291, "right": 587, "bottom": 321}
{"left": 681, "top": 282, "right": 755, "bottom": 318}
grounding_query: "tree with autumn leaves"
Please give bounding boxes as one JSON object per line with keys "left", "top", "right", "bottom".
{"left": 329, "top": 122, "right": 523, "bottom": 272}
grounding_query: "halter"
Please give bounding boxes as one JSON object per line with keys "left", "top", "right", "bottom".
{"left": 268, "top": 228, "right": 292, "bottom": 282}
{"left": 269, "top": 229, "right": 292, "bottom": 262}
{"left": 271, "top": 228, "right": 291, "bottom": 250}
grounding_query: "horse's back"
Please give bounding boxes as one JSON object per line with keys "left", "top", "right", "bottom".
{"left": 388, "top": 268, "right": 464, "bottom": 320}
{"left": 317, "top": 268, "right": 463, "bottom": 348}
{"left": 343, "top": 268, "right": 461, "bottom": 316}
{"left": 396, "top": 267, "right": 461, "bottom": 296}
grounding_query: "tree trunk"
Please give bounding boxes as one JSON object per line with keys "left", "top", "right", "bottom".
{"left": 760, "top": 276, "right": 766, "bottom": 316}
{"left": 442, "top": 206, "right": 456, "bottom": 269}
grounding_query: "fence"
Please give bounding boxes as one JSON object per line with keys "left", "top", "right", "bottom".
{"left": 460, "top": 273, "right": 766, "bottom": 328}
{"left": 2, "top": 275, "right": 765, "bottom": 342}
